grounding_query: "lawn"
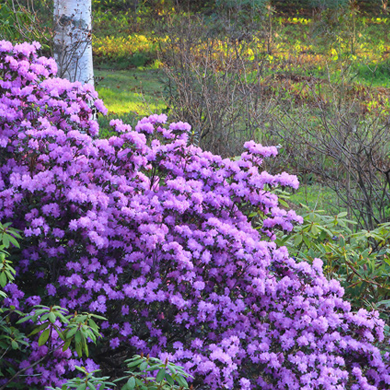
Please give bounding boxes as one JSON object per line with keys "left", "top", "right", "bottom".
{"left": 94, "top": 68, "right": 166, "bottom": 137}
{"left": 95, "top": 68, "right": 165, "bottom": 116}
{"left": 287, "top": 183, "right": 348, "bottom": 217}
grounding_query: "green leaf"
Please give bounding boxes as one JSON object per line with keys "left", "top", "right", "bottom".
{"left": 75, "top": 342, "right": 82, "bottom": 357}
{"left": 38, "top": 328, "right": 50, "bottom": 346}
{"left": 114, "top": 376, "right": 129, "bottom": 383}
{"left": 302, "top": 235, "right": 311, "bottom": 248}
{"left": 49, "top": 312, "right": 56, "bottom": 324}
{"left": 2, "top": 235, "right": 9, "bottom": 248}
{"left": 126, "top": 359, "right": 144, "bottom": 368}
{"left": 40, "top": 313, "right": 50, "bottom": 322}
{"left": 176, "top": 375, "right": 188, "bottom": 388}
{"left": 156, "top": 369, "right": 166, "bottom": 382}
{"left": 0, "top": 273, "right": 6, "bottom": 288}
{"left": 90, "top": 314, "right": 107, "bottom": 320}
{"left": 30, "top": 322, "right": 49, "bottom": 336}
{"left": 56, "top": 329, "right": 66, "bottom": 341}
{"left": 279, "top": 198, "right": 289, "bottom": 208}
{"left": 88, "top": 318, "right": 99, "bottom": 331}
{"left": 377, "top": 299, "right": 390, "bottom": 307}
{"left": 62, "top": 338, "right": 72, "bottom": 352}
{"left": 66, "top": 326, "right": 78, "bottom": 339}
{"left": 310, "top": 225, "right": 319, "bottom": 236}
{"left": 139, "top": 361, "right": 148, "bottom": 371}
{"left": 4, "top": 270, "right": 15, "bottom": 282}
{"left": 168, "top": 365, "right": 178, "bottom": 375}
{"left": 127, "top": 376, "right": 136, "bottom": 390}
{"left": 56, "top": 313, "right": 70, "bottom": 324}
{"left": 87, "top": 381, "right": 97, "bottom": 390}
{"left": 165, "top": 373, "right": 174, "bottom": 385}
{"left": 75, "top": 331, "right": 82, "bottom": 344}
{"left": 75, "top": 366, "right": 87, "bottom": 374}
{"left": 85, "top": 329, "right": 97, "bottom": 342}
{"left": 293, "top": 234, "right": 302, "bottom": 246}
{"left": 7, "top": 235, "right": 19, "bottom": 248}
{"left": 146, "top": 364, "right": 161, "bottom": 372}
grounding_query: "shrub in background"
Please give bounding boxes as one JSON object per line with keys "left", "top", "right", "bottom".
{"left": 0, "top": 40, "right": 390, "bottom": 389}
{"left": 158, "top": 15, "right": 276, "bottom": 158}
{"left": 270, "top": 76, "right": 390, "bottom": 230}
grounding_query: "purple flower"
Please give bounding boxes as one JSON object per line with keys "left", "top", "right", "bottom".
{"left": 0, "top": 40, "right": 388, "bottom": 390}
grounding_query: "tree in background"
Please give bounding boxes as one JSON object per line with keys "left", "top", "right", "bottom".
{"left": 53, "top": 0, "right": 94, "bottom": 84}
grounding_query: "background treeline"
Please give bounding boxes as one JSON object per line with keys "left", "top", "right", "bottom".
{"left": 92, "top": 0, "right": 389, "bottom": 15}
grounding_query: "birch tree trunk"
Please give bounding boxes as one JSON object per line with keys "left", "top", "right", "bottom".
{"left": 53, "top": 0, "right": 94, "bottom": 85}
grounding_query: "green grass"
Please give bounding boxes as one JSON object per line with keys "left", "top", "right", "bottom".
{"left": 289, "top": 183, "right": 346, "bottom": 216}
{"left": 94, "top": 68, "right": 166, "bottom": 137}
{"left": 351, "top": 60, "right": 390, "bottom": 88}
{"left": 95, "top": 68, "right": 166, "bottom": 116}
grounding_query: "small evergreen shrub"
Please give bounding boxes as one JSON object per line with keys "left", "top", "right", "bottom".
{"left": 0, "top": 40, "right": 389, "bottom": 389}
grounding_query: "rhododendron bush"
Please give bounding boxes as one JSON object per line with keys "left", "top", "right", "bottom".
{"left": 1, "top": 40, "right": 390, "bottom": 390}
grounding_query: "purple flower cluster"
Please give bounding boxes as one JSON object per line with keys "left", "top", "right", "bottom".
{"left": 0, "top": 41, "right": 389, "bottom": 389}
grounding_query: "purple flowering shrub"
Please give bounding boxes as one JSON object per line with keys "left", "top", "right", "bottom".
{"left": 0, "top": 40, "right": 390, "bottom": 390}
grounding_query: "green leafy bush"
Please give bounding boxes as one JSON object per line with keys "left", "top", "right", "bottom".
{"left": 48, "top": 355, "right": 192, "bottom": 390}
{"left": 114, "top": 354, "right": 193, "bottom": 390}
{"left": 278, "top": 204, "right": 390, "bottom": 313}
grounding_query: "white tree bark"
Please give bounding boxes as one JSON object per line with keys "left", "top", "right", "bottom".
{"left": 53, "top": 0, "right": 94, "bottom": 85}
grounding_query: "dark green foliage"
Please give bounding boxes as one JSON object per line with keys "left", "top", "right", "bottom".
{"left": 47, "top": 366, "right": 116, "bottom": 390}
{"left": 114, "top": 355, "right": 193, "bottom": 390}
{"left": 47, "top": 355, "right": 192, "bottom": 390}
{"left": 0, "top": 224, "right": 108, "bottom": 387}
{"left": 91, "top": 0, "right": 387, "bottom": 17}
{"left": 278, "top": 204, "right": 390, "bottom": 315}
